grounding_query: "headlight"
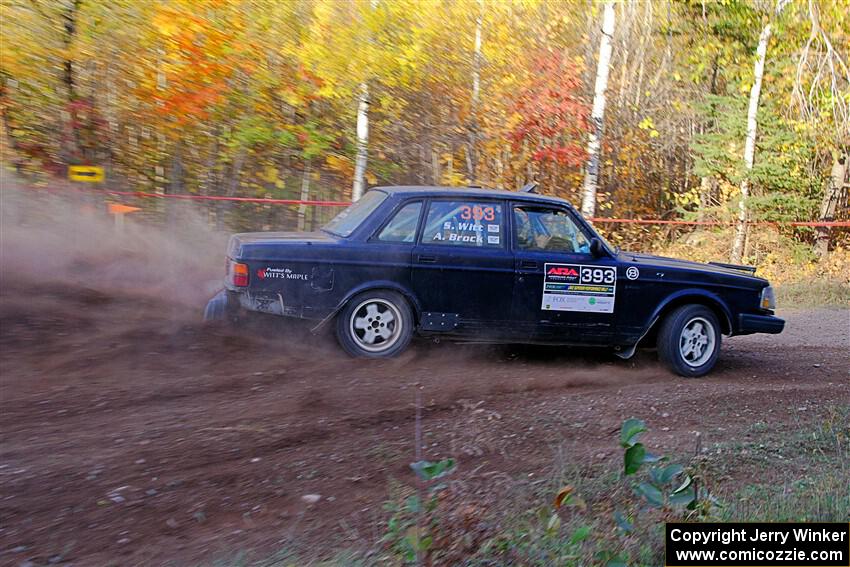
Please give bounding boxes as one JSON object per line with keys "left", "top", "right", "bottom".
{"left": 760, "top": 286, "right": 776, "bottom": 310}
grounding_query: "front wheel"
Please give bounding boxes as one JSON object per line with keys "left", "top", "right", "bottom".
{"left": 336, "top": 290, "right": 414, "bottom": 358}
{"left": 657, "top": 305, "right": 721, "bottom": 377}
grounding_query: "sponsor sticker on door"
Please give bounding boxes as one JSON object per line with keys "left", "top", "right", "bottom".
{"left": 542, "top": 263, "right": 616, "bottom": 313}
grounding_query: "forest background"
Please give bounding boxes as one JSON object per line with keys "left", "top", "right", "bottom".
{"left": 1, "top": 0, "right": 848, "bottom": 300}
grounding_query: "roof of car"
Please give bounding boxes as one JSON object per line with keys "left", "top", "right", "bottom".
{"left": 371, "top": 185, "right": 574, "bottom": 207}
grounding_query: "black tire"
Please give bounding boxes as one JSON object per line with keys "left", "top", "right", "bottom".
{"left": 203, "top": 290, "right": 241, "bottom": 324}
{"left": 204, "top": 290, "right": 229, "bottom": 321}
{"left": 657, "top": 304, "right": 721, "bottom": 377}
{"left": 335, "top": 290, "right": 414, "bottom": 358}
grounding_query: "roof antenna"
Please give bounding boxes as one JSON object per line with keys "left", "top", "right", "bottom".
{"left": 519, "top": 182, "right": 538, "bottom": 193}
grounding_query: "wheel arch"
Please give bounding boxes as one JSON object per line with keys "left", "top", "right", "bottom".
{"left": 643, "top": 290, "right": 733, "bottom": 345}
{"left": 310, "top": 280, "right": 421, "bottom": 333}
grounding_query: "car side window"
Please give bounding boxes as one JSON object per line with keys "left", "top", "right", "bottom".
{"left": 377, "top": 201, "right": 422, "bottom": 243}
{"left": 422, "top": 200, "right": 504, "bottom": 248}
{"left": 513, "top": 206, "right": 590, "bottom": 254}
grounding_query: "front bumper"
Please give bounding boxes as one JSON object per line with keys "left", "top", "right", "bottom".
{"left": 737, "top": 313, "right": 785, "bottom": 335}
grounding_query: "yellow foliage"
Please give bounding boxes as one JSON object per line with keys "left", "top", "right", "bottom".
{"left": 260, "top": 166, "right": 278, "bottom": 184}
{"left": 152, "top": 11, "right": 179, "bottom": 37}
{"left": 326, "top": 154, "right": 354, "bottom": 180}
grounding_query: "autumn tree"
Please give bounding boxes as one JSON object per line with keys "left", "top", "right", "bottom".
{"left": 791, "top": 0, "right": 850, "bottom": 256}
{"left": 509, "top": 51, "right": 588, "bottom": 178}
{"left": 1, "top": 0, "right": 847, "bottom": 248}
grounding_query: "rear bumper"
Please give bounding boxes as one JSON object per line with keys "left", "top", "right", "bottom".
{"left": 737, "top": 313, "right": 785, "bottom": 335}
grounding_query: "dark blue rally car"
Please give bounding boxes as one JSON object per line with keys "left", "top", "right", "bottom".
{"left": 205, "top": 185, "right": 784, "bottom": 377}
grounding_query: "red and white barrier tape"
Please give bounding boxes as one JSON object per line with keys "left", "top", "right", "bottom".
{"left": 100, "top": 188, "right": 351, "bottom": 207}
{"left": 32, "top": 185, "right": 850, "bottom": 227}
{"left": 586, "top": 218, "right": 850, "bottom": 227}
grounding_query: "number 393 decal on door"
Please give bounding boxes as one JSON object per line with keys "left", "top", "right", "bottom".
{"left": 541, "top": 263, "right": 616, "bottom": 313}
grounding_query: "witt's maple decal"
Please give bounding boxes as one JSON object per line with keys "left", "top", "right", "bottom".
{"left": 256, "top": 267, "right": 310, "bottom": 281}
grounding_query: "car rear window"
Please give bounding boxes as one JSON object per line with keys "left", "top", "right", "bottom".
{"left": 322, "top": 190, "right": 387, "bottom": 237}
{"left": 422, "top": 200, "right": 504, "bottom": 248}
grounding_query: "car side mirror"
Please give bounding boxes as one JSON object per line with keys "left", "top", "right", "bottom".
{"left": 589, "top": 237, "right": 605, "bottom": 258}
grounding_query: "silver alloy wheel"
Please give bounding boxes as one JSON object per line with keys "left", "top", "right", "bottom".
{"left": 349, "top": 298, "right": 403, "bottom": 353}
{"left": 679, "top": 316, "right": 716, "bottom": 367}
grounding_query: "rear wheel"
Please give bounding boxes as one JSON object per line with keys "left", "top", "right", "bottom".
{"left": 203, "top": 290, "right": 240, "bottom": 324}
{"left": 657, "top": 305, "right": 721, "bottom": 377}
{"left": 336, "top": 290, "right": 413, "bottom": 358}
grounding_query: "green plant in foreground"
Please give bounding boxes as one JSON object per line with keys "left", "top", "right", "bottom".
{"left": 621, "top": 418, "right": 695, "bottom": 509}
{"left": 586, "top": 419, "right": 723, "bottom": 567}
{"left": 379, "top": 420, "right": 721, "bottom": 566}
{"left": 383, "top": 458, "right": 456, "bottom": 564}
{"left": 483, "top": 419, "right": 710, "bottom": 567}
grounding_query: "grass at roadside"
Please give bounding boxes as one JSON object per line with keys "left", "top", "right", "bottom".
{"left": 652, "top": 228, "right": 849, "bottom": 308}
{"left": 213, "top": 405, "right": 850, "bottom": 566}
{"left": 776, "top": 280, "right": 850, "bottom": 307}
{"left": 709, "top": 405, "right": 849, "bottom": 523}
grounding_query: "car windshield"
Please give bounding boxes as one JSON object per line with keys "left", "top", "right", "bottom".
{"left": 322, "top": 190, "right": 387, "bottom": 237}
{"left": 594, "top": 228, "right": 619, "bottom": 254}
{"left": 574, "top": 212, "right": 619, "bottom": 254}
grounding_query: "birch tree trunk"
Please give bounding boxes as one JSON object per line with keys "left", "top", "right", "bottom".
{"left": 581, "top": 1, "right": 616, "bottom": 218}
{"left": 297, "top": 160, "right": 312, "bottom": 231}
{"left": 730, "top": 0, "right": 791, "bottom": 262}
{"left": 730, "top": 22, "right": 773, "bottom": 263}
{"left": 351, "top": 82, "right": 369, "bottom": 201}
{"left": 814, "top": 152, "right": 847, "bottom": 258}
{"left": 466, "top": 3, "right": 483, "bottom": 183}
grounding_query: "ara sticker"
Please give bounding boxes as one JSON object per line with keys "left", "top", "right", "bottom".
{"left": 542, "top": 263, "right": 616, "bottom": 313}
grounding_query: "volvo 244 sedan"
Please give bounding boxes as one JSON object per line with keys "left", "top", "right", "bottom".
{"left": 205, "top": 186, "right": 784, "bottom": 377}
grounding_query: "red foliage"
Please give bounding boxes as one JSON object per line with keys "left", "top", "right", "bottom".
{"left": 510, "top": 51, "right": 589, "bottom": 166}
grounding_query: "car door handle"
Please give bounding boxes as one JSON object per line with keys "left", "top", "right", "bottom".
{"left": 519, "top": 260, "right": 538, "bottom": 269}
{"left": 417, "top": 255, "right": 437, "bottom": 264}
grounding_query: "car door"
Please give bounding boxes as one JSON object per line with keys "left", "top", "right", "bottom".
{"left": 362, "top": 198, "right": 425, "bottom": 289}
{"left": 410, "top": 198, "right": 514, "bottom": 332}
{"left": 511, "top": 203, "right": 619, "bottom": 343}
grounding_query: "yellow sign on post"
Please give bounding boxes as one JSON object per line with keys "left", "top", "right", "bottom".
{"left": 68, "top": 165, "right": 105, "bottom": 182}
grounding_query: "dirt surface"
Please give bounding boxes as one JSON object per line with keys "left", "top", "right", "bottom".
{"left": 0, "top": 274, "right": 848, "bottom": 566}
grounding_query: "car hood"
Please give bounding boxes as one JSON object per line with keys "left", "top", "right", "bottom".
{"left": 618, "top": 251, "right": 768, "bottom": 284}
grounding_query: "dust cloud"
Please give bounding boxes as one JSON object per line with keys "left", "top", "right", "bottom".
{"left": 0, "top": 177, "right": 227, "bottom": 309}
{"left": 0, "top": 173, "right": 663, "bottom": 392}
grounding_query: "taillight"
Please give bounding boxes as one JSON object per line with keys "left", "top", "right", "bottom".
{"left": 231, "top": 261, "right": 249, "bottom": 287}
